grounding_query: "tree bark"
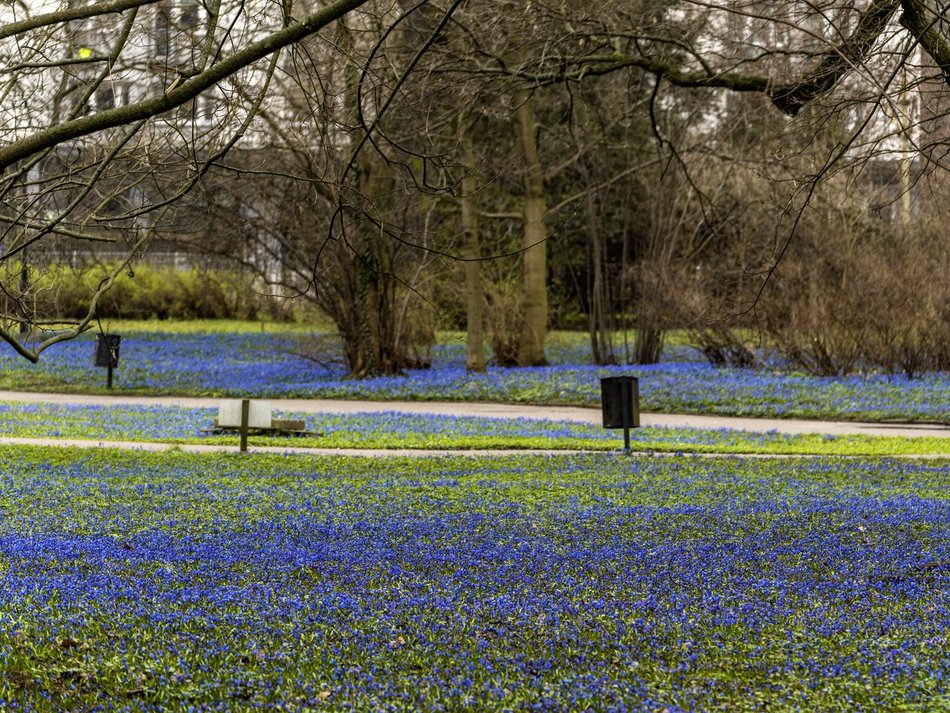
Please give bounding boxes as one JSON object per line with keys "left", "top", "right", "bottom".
{"left": 513, "top": 90, "right": 548, "bottom": 366}
{"left": 586, "top": 189, "right": 614, "bottom": 365}
{"left": 459, "top": 121, "right": 485, "bottom": 372}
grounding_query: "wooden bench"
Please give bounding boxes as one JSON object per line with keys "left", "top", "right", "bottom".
{"left": 211, "top": 399, "right": 311, "bottom": 451}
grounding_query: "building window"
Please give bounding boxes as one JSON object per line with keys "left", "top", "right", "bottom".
{"left": 155, "top": 6, "right": 170, "bottom": 59}
{"left": 96, "top": 84, "right": 114, "bottom": 110}
{"left": 179, "top": 1, "right": 200, "bottom": 30}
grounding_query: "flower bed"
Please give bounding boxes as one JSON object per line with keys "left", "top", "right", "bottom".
{"left": 1, "top": 331, "right": 948, "bottom": 421}
{"left": 1, "top": 448, "right": 949, "bottom": 709}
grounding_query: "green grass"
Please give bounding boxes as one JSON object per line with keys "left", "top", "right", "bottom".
{"left": 178, "top": 430, "right": 950, "bottom": 456}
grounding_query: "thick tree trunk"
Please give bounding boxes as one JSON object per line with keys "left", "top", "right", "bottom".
{"left": 634, "top": 323, "right": 664, "bottom": 365}
{"left": 513, "top": 91, "right": 548, "bottom": 366}
{"left": 459, "top": 122, "right": 485, "bottom": 372}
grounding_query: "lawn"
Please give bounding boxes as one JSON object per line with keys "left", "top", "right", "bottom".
{"left": 1, "top": 324, "right": 949, "bottom": 423}
{"left": 2, "top": 447, "right": 950, "bottom": 710}
{"left": 2, "top": 400, "right": 950, "bottom": 456}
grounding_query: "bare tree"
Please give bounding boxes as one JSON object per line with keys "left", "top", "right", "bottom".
{"left": 442, "top": 0, "right": 950, "bottom": 294}
{"left": 7, "top": 0, "right": 950, "bottom": 374}
{"left": 166, "top": 2, "right": 470, "bottom": 377}
{"left": 0, "top": 0, "right": 389, "bottom": 362}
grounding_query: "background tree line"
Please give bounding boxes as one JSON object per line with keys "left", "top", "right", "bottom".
{"left": 2, "top": 0, "right": 949, "bottom": 377}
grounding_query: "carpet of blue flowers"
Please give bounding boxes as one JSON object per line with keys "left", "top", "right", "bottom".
{"left": 2, "top": 331, "right": 949, "bottom": 422}
{"left": 2, "top": 447, "right": 950, "bottom": 710}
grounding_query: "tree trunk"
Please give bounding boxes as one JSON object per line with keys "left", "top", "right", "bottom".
{"left": 459, "top": 120, "right": 485, "bottom": 372}
{"left": 514, "top": 91, "right": 548, "bottom": 366}
{"left": 586, "top": 189, "right": 615, "bottom": 365}
{"left": 332, "top": 18, "right": 418, "bottom": 379}
{"left": 634, "top": 323, "right": 664, "bottom": 364}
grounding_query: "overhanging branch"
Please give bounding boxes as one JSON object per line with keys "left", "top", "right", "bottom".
{"left": 501, "top": 0, "right": 901, "bottom": 116}
{"left": 0, "top": 216, "right": 119, "bottom": 244}
{"left": 0, "top": 0, "right": 162, "bottom": 40}
{"left": 900, "top": 0, "right": 950, "bottom": 89}
{"left": 0, "top": 0, "right": 372, "bottom": 170}
{"left": 771, "top": 0, "right": 900, "bottom": 114}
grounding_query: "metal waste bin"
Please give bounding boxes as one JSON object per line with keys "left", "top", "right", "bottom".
{"left": 94, "top": 334, "right": 121, "bottom": 389}
{"left": 601, "top": 376, "right": 639, "bottom": 449}
{"left": 94, "top": 334, "right": 121, "bottom": 367}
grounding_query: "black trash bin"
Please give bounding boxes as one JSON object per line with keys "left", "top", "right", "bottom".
{"left": 94, "top": 334, "right": 121, "bottom": 367}
{"left": 94, "top": 334, "right": 121, "bottom": 388}
{"left": 600, "top": 376, "right": 639, "bottom": 449}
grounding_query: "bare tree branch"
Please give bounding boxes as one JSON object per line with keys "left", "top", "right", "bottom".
{"left": 475, "top": 0, "right": 901, "bottom": 117}
{"left": 0, "top": 0, "right": 373, "bottom": 170}
{"left": 900, "top": 0, "right": 950, "bottom": 89}
{"left": 0, "top": 0, "right": 162, "bottom": 40}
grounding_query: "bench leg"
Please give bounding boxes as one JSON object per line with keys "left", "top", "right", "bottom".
{"left": 240, "top": 398, "right": 250, "bottom": 453}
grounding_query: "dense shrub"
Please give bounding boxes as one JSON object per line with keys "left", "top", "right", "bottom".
{"left": 761, "top": 223, "right": 950, "bottom": 378}
{"left": 29, "top": 263, "right": 294, "bottom": 321}
{"left": 649, "top": 178, "right": 950, "bottom": 378}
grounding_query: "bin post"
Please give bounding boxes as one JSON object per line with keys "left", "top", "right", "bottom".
{"left": 621, "top": 382, "right": 631, "bottom": 450}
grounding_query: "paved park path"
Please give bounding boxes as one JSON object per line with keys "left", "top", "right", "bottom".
{"left": 0, "top": 389, "right": 948, "bottom": 437}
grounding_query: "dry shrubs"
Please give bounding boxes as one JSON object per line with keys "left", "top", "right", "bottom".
{"left": 762, "top": 222, "right": 950, "bottom": 378}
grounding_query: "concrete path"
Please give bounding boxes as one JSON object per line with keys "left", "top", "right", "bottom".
{"left": 0, "top": 389, "right": 948, "bottom": 439}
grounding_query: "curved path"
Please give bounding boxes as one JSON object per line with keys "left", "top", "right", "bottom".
{"left": 0, "top": 389, "right": 947, "bottom": 439}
